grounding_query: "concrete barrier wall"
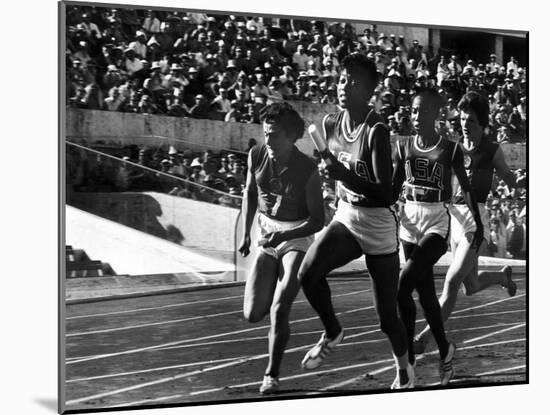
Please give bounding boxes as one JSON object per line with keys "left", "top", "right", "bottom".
{"left": 66, "top": 108, "right": 526, "bottom": 167}
{"left": 68, "top": 191, "right": 240, "bottom": 253}
{"left": 66, "top": 103, "right": 337, "bottom": 156}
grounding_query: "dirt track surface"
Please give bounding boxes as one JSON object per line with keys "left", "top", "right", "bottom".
{"left": 63, "top": 274, "right": 526, "bottom": 412}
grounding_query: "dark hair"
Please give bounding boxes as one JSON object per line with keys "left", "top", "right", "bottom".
{"left": 413, "top": 87, "right": 445, "bottom": 115}
{"left": 259, "top": 102, "right": 305, "bottom": 142}
{"left": 341, "top": 52, "right": 378, "bottom": 91}
{"left": 457, "top": 91, "right": 490, "bottom": 128}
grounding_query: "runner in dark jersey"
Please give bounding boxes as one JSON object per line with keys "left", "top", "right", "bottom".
{"left": 239, "top": 102, "right": 324, "bottom": 394}
{"left": 298, "top": 53, "right": 413, "bottom": 389}
{"left": 413, "top": 91, "right": 526, "bottom": 354}
{"left": 392, "top": 88, "right": 484, "bottom": 385}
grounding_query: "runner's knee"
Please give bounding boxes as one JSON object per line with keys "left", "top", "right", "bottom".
{"left": 243, "top": 302, "right": 268, "bottom": 323}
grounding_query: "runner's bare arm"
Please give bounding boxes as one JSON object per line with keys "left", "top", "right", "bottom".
{"left": 452, "top": 145, "right": 484, "bottom": 249}
{"left": 239, "top": 150, "right": 258, "bottom": 256}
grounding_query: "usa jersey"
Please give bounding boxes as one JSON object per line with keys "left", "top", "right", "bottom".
{"left": 396, "top": 135, "right": 460, "bottom": 203}
{"left": 452, "top": 140, "right": 499, "bottom": 204}
{"left": 323, "top": 109, "right": 391, "bottom": 207}
{"left": 251, "top": 144, "right": 317, "bottom": 221}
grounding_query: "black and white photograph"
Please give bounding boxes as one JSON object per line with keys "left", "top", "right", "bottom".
{"left": 44, "top": 0, "right": 537, "bottom": 413}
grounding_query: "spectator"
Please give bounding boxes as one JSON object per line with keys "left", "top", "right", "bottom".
{"left": 292, "top": 44, "right": 310, "bottom": 72}
{"left": 506, "top": 212, "right": 524, "bottom": 259}
{"left": 129, "top": 30, "right": 148, "bottom": 59}
{"left": 189, "top": 94, "right": 210, "bottom": 119}
{"left": 123, "top": 48, "right": 143, "bottom": 75}
{"left": 104, "top": 86, "right": 124, "bottom": 111}
{"left": 211, "top": 87, "right": 231, "bottom": 114}
{"left": 220, "top": 99, "right": 239, "bottom": 122}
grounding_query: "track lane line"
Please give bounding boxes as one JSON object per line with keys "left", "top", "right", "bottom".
{"left": 66, "top": 305, "right": 375, "bottom": 364}
{"left": 67, "top": 280, "right": 368, "bottom": 320}
{"left": 188, "top": 338, "right": 526, "bottom": 397}
{"left": 476, "top": 365, "right": 526, "bottom": 376}
{"left": 66, "top": 289, "right": 372, "bottom": 337}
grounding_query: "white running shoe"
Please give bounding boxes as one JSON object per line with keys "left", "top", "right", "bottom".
{"left": 391, "top": 363, "right": 415, "bottom": 389}
{"left": 301, "top": 329, "right": 344, "bottom": 370}
{"left": 440, "top": 342, "right": 456, "bottom": 386}
{"left": 259, "top": 375, "right": 280, "bottom": 394}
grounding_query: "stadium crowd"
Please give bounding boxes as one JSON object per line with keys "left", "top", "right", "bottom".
{"left": 66, "top": 142, "right": 249, "bottom": 209}
{"left": 65, "top": 5, "right": 527, "bottom": 258}
{"left": 66, "top": 6, "right": 526, "bottom": 142}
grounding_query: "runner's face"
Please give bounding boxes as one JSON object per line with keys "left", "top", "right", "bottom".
{"left": 337, "top": 69, "right": 369, "bottom": 110}
{"left": 263, "top": 122, "right": 293, "bottom": 161}
{"left": 460, "top": 110, "right": 483, "bottom": 143}
{"left": 411, "top": 95, "right": 439, "bottom": 136}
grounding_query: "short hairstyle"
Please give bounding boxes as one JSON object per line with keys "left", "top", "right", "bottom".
{"left": 259, "top": 102, "right": 305, "bottom": 142}
{"left": 413, "top": 87, "right": 445, "bottom": 113}
{"left": 457, "top": 91, "right": 490, "bottom": 128}
{"left": 341, "top": 52, "right": 378, "bottom": 91}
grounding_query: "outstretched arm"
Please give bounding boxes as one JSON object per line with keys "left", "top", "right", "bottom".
{"left": 238, "top": 150, "right": 258, "bottom": 257}
{"left": 391, "top": 139, "right": 406, "bottom": 204}
{"left": 452, "top": 146, "right": 483, "bottom": 249}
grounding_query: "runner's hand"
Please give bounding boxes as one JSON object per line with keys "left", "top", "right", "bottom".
{"left": 262, "top": 231, "right": 285, "bottom": 248}
{"left": 324, "top": 153, "right": 349, "bottom": 181}
{"left": 238, "top": 234, "right": 251, "bottom": 257}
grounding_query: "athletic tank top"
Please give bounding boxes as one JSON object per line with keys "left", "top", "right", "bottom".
{"left": 396, "top": 135, "right": 459, "bottom": 203}
{"left": 251, "top": 144, "right": 317, "bottom": 221}
{"left": 323, "top": 109, "right": 391, "bottom": 207}
{"left": 453, "top": 139, "right": 499, "bottom": 204}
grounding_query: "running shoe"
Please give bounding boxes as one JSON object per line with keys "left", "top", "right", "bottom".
{"left": 301, "top": 329, "right": 344, "bottom": 370}
{"left": 413, "top": 335, "right": 428, "bottom": 355}
{"left": 259, "top": 375, "right": 279, "bottom": 394}
{"left": 439, "top": 342, "right": 456, "bottom": 386}
{"left": 502, "top": 266, "right": 517, "bottom": 297}
{"left": 391, "top": 363, "right": 415, "bottom": 389}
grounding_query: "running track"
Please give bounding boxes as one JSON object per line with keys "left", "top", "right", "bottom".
{"left": 63, "top": 273, "right": 527, "bottom": 412}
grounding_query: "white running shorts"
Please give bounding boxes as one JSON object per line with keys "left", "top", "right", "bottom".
{"left": 333, "top": 201, "right": 400, "bottom": 256}
{"left": 400, "top": 201, "right": 450, "bottom": 245}
{"left": 257, "top": 214, "right": 314, "bottom": 260}
{"left": 449, "top": 203, "right": 490, "bottom": 246}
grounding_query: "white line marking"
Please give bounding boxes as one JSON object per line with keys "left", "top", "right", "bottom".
{"left": 189, "top": 338, "right": 526, "bottom": 397}
{"left": 66, "top": 339, "right": 321, "bottom": 406}
{"left": 314, "top": 337, "right": 527, "bottom": 392}
{"left": 66, "top": 289, "right": 371, "bottom": 337}
{"left": 66, "top": 305, "right": 374, "bottom": 364}
{"left": 451, "top": 294, "right": 525, "bottom": 315}
{"left": 99, "top": 394, "right": 184, "bottom": 408}
{"left": 66, "top": 310, "right": 241, "bottom": 337}
{"left": 66, "top": 295, "right": 245, "bottom": 320}
{"left": 67, "top": 279, "right": 366, "bottom": 320}
{"left": 476, "top": 365, "right": 526, "bottom": 376}
{"left": 65, "top": 306, "right": 526, "bottom": 363}
{"left": 67, "top": 321, "right": 527, "bottom": 404}
{"left": 66, "top": 356, "right": 248, "bottom": 383}
{"left": 462, "top": 323, "right": 525, "bottom": 344}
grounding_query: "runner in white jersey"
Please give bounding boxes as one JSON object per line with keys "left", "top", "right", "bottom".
{"left": 413, "top": 91, "right": 526, "bottom": 354}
